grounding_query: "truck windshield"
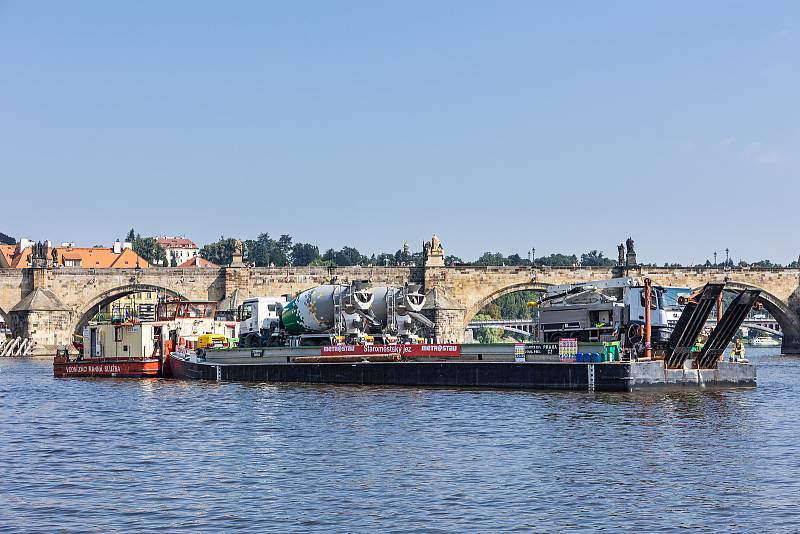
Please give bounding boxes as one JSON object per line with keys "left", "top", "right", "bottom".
{"left": 640, "top": 289, "right": 660, "bottom": 310}
{"left": 662, "top": 287, "right": 690, "bottom": 309}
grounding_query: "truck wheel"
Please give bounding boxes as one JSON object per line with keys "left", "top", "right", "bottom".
{"left": 627, "top": 323, "right": 643, "bottom": 347}
{"left": 244, "top": 334, "right": 261, "bottom": 348}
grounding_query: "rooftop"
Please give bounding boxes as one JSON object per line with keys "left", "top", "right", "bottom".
{"left": 156, "top": 236, "right": 198, "bottom": 249}
{"left": 177, "top": 256, "right": 218, "bottom": 269}
{"left": 0, "top": 244, "right": 149, "bottom": 269}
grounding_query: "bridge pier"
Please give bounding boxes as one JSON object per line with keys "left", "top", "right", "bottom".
{"left": 420, "top": 288, "right": 467, "bottom": 343}
{"left": 781, "top": 335, "right": 800, "bottom": 355}
{"left": 9, "top": 288, "right": 71, "bottom": 355}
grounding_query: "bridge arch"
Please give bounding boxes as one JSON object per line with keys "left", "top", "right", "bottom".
{"left": 693, "top": 282, "right": 800, "bottom": 352}
{"left": 463, "top": 281, "right": 552, "bottom": 329}
{"left": 69, "top": 283, "right": 188, "bottom": 336}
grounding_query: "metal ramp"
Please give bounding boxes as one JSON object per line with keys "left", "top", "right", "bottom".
{"left": 664, "top": 283, "right": 725, "bottom": 369}
{"left": 695, "top": 289, "right": 761, "bottom": 369}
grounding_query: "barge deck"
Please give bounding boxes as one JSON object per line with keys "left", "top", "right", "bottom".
{"left": 169, "top": 346, "right": 756, "bottom": 392}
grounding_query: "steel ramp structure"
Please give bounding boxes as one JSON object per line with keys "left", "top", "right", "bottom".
{"left": 695, "top": 289, "right": 761, "bottom": 369}
{"left": 664, "top": 283, "right": 725, "bottom": 369}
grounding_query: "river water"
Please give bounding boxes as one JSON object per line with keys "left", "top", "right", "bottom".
{"left": 1, "top": 348, "right": 799, "bottom": 533}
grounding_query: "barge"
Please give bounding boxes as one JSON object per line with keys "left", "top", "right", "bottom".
{"left": 169, "top": 344, "right": 756, "bottom": 392}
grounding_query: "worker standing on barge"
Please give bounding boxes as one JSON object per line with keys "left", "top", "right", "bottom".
{"left": 730, "top": 338, "right": 745, "bottom": 362}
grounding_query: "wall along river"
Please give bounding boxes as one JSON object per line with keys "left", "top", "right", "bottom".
{"left": 1, "top": 348, "right": 799, "bottom": 533}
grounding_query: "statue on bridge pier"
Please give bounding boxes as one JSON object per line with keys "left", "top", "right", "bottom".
{"left": 230, "top": 239, "right": 245, "bottom": 267}
{"left": 424, "top": 234, "right": 445, "bottom": 267}
{"left": 31, "top": 241, "right": 50, "bottom": 269}
{"left": 617, "top": 243, "right": 625, "bottom": 266}
{"left": 625, "top": 236, "right": 637, "bottom": 266}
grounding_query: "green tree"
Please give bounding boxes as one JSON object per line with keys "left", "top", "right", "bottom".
{"left": 291, "top": 243, "right": 320, "bottom": 266}
{"left": 321, "top": 246, "right": 364, "bottom": 266}
{"left": 277, "top": 234, "right": 293, "bottom": 260}
{"left": 536, "top": 253, "right": 577, "bottom": 267}
{"left": 200, "top": 237, "right": 238, "bottom": 266}
{"left": 472, "top": 313, "right": 505, "bottom": 344}
{"left": 335, "top": 246, "right": 364, "bottom": 266}
{"left": 244, "top": 233, "right": 291, "bottom": 266}
{"left": 127, "top": 231, "right": 166, "bottom": 266}
{"left": 751, "top": 259, "right": 781, "bottom": 268}
{"left": 475, "top": 252, "right": 506, "bottom": 266}
{"left": 484, "top": 303, "right": 502, "bottom": 319}
{"left": 480, "top": 290, "right": 542, "bottom": 320}
{"left": 375, "top": 253, "right": 396, "bottom": 266}
{"left": 309, "top": 257, "right": 335, "bottom": 267}
{"left": 580, "top": 250, "right": 615, "bottom": 267}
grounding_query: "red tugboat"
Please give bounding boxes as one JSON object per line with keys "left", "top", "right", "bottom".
{"left": 53, "top": 322, "right": 162, "bottom": 378}
{"left": 53, "top": 300, "right": 239, "bottom": 378}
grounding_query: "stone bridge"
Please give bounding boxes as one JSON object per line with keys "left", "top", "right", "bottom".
{"left": 1, "top": 264, "right": 799, "bottom": 355}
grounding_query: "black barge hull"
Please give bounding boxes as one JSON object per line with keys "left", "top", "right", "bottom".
{"left": 170, "top": 357, "right": 756, "bottom": 392}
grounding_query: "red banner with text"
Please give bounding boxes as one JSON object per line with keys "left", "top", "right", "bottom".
{"left": 320, "top": 344, "right": 461, "bottom": 358}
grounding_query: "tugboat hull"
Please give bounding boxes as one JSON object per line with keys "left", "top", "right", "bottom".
{"left": 53, "top": 357, "right": 161, "bottom": 378}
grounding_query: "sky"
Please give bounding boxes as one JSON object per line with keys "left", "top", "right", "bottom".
{"left": 1, "top": 1, "right": 798, "bottom": 264}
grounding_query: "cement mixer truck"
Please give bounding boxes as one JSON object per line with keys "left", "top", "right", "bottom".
{"left": 238, "top": 282, "right": 432, "bottom": 347}
{"left": 368, "top": 284, "right": 434, "bottom": 343}
{"left": 239, "top": 281, "right": 374, "bottom": 347}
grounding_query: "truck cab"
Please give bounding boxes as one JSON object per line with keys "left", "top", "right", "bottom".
{"left": 536, "top": 277, "right": 672, "bottom": 347}
{"left": 624, "top": 285, "right": 671, "bottom": 343}
{"left": 239, "top": 296, "right": 288, "bottom": 347}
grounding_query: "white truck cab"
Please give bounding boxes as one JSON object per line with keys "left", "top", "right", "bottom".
{"left": 239, "top": 296, "right": 288, "bottom": 346}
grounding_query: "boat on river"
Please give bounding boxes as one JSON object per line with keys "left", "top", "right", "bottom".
{"left": 750, "top": 335, "right": 781, "bottom": 347}
{"left": 53, "top": 300, "right": 239, "bottom": 378}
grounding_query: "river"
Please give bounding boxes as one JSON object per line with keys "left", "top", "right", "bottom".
{"left": 1, "top": 348, "right": 799, "bottom": 533}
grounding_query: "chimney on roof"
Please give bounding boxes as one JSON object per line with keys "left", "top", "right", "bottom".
{"left": 113, "top": 239, "right": 122, "bottom": 254}
{"left": 122, "top": 241, "right": 133, "bottom": 250}
{"left": 18, "top": 238, "right": 33, "bottom": 254}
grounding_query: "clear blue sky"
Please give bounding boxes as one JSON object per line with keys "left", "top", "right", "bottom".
{"left": 1, "top": 1, "right": 798, "bottom": 264}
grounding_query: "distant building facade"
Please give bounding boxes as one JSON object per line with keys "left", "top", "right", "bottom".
{"left": 155, "top": 236, "right": 199, "bottom": 266}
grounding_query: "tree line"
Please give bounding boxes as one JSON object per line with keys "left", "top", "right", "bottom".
{"left": 124, "top": 229, "right": 799, "bottom": 269}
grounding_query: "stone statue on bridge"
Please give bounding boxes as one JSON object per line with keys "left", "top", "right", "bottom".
{"left": 617, "top": 243, "right": 625, "bottom": 266}
{"left": 230, "top": 239, "right": 245, "bottom": 267}
{"left": 625, "top": 237, "right": 637, "bottom": 266}
{"left": 424, "top": 234, "right": 445, "bottom": 267}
